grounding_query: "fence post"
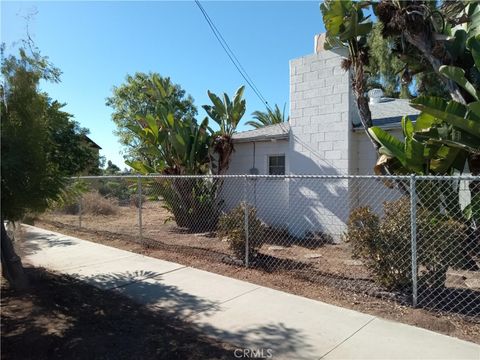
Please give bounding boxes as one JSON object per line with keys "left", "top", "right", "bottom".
{"left": 410, "top": 174, "right": 418, "bottom": 307}
{"left": 137, "top": 176, "right": 143, "bottom": 245}
{"left": 78, "top": 195, "right": 83, "bottom": 229}
{"left": 244, "top": 175, "right": 249, "bottom": 268}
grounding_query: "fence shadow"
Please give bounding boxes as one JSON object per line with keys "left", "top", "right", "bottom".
{"left": 261, "top": 226, "right": 334, "bottom": 249}
{"left": 418, "top": 287, "right": 480, "bottom": 318}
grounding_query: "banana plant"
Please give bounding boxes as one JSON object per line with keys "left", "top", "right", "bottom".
{"left": 203, "top": 86, "right": 246, "bottom": 174}
{"left": 124, "top": 74, "right": 212, "bottom": 176}
{"left": 320, "top": 0, "right": 377, "bottom": 149}
{"left": 125, "top": 114, "right": 211, "bottom": 175}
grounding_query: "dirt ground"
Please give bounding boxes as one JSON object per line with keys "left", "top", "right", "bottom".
{"left": 1, "top": 267, "right": 235, "bottom": 360}
{"left": 35, "top": 204, "right": 480, "bottom": 345}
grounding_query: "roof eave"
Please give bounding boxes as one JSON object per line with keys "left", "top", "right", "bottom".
{"left": 232, "top": 134, "right": 290, "bottom": 143}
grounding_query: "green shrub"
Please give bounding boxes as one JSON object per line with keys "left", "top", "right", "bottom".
{"left": 218, "top": 202, "right": 264, "bottom": 261}
{"left": 154, "top": 178, "right": 221, "bottom": 231}
{"left": 346, "top": 198, "right": 468, "bottom": 291}
{"left": 98, "top": 180, "right": 132, "bottom": 203}
{"left": 49, "top": 180, "right": 88, "bottom": 215}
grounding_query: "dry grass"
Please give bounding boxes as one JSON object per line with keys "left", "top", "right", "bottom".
{"left": 81, "top": 192, "right": 118, "bottom": 216}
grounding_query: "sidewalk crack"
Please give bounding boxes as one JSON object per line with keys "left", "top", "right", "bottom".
{"left": 188, "top": 286, "right": 262, "bottom": 318}
{"left": 318, "top": 317, "right": 377, "bottom": 359}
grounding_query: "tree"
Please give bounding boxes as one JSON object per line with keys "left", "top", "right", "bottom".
{"left": 106, "top": 72, "right": 197, "bottom": 164}
{"left": 46, "top": 100, "right": 101, "bottom": 175}
{"left": 104, "top": 160, "right": 121, "bottom": 175}
{"left": 366, "top": 19, "right": 449, "bottom": 99}
{"left": 321, "top": 0, "right": 480, "bottom": 171}
{"left": 321, "top": 1, "right": 480, "bottom": 279}
{"left": 245, "top": 103, "right": 289, "bottom": 129}
{"left": 1, "top": 45, "right": 97, "bottom": 288}
{"left": 124, "top": 81, "right": 246, "bottom": 229}
{"left": 203, "top": 86, "right": 246, "bottom": 174}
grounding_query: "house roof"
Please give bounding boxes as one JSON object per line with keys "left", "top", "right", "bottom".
{"left": 353, "top": 98, "right": 420, "bottom": 129}
{"left": 84, "top": 135, "right": 102, "bottom": 150}
{"left": 232, "top": 98, "right": 419, "bottom": 141}
{"left": 232, "top": 123, "right": 290, "bottom": 143}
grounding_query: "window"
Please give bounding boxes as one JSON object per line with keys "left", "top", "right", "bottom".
{"left": 268, "top": 155, "right": 285, "bottom": 175}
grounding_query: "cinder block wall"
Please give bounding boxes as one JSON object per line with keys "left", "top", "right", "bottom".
{"left": 289, "top": 48, "right": 351, "bottom": 175}
{"left": 287, "top": 49, "right": 352, "bottom": 240}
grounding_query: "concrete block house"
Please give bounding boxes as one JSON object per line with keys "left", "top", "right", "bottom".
{"left": 225, "top": 34, "right": 419, "bottom": 240}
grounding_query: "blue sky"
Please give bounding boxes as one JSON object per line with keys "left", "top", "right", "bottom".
{"left": 2, "top": 1, "right": 325, "bottom": 168}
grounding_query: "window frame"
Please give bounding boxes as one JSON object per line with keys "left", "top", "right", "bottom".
{"left": 267, "top": 154, "right": 286, "bottom": 176}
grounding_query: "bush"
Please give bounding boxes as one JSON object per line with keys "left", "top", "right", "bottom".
{"left": 98, "top": 180, "right": 132, "bottom": 203}
{"left": 81, "top": 192, "right": 118, "bottom": 216}
{"left": 346, "top": 198, "right": 468, "bottom": 291}
{"left": 49, "top": 180, "right": 88, "bottom": 214}
{"left": 217, "top": 202, "right": 264, "bottom": 262}
{"left": 155, "top": 178, "right": 221, "bottom": 231}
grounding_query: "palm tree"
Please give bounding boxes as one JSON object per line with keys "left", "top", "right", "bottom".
{"left": 246, "top": 104, "right": 289, "bottom": 129}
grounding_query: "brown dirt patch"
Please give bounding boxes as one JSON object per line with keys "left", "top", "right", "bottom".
{"left": 1, "top": 267, "right": 235, "bottom": 360}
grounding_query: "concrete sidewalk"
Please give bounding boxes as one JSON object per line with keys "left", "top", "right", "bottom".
{"left": 20, "top": 225, "right": 479, "bottom": 359}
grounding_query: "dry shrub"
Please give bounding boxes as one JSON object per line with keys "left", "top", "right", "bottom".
{"left": 218, "top": 202, "right": 264, "bottom": 261}
{"left": 82, "top": 192, "right": 118, "bottom": 216}
{"left": 130, "top": 194, "right": 146, "bottom": 208}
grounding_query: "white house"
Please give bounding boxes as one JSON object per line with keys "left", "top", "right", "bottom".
{"left": 225, "top": 34, "right": 419, "bottom": 240}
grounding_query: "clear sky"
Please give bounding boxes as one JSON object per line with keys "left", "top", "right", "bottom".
{"left": 1, "top": 1, "right": 325, "bottom": 168}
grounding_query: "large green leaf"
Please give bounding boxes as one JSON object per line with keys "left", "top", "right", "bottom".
{"left": 464, "top": 192, "right": 480, "bottom": 221}
{"left": 411, "top": 96, "right": 480, "bottom": 138}
{"left": 439, "top": 65, "right": 480, "bottom": 100}
{"left": 368, "top": 127, "right": 406, "bottom": 164}
{"left": 429, "top": 146, "right": 462, "bottom": 173}
{"left": 321, "top": 0, "right": 353, "bottom": 36}
{"left": 414, "top": 112, "right": 437, "bottom": 132}
{"left": 401, "top": 116, "right": 414, "bottom": 139}
{"left": 467, "top": 35, "right": 480, "bottom": 70}
{"left": 206, "top": 91, "right": 226, "bottom": 121}
{"left": 125, "top": 160, "right": 156, "bottom": 175}
{"left": 144, "top": 114, "right": 159, "bottom": 138}
{"left": 468, "top": 101, "right": 480, "bottom": 120}
{"left": 405, "top": 137, "right": 425, "bottom": 173}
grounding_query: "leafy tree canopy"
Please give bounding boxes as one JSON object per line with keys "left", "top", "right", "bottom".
{"left": 1, "top": 44, "right": 99, "bottom": 221}
{"left": 104, "top": 160, "right": 121, "bottom": 175}
{"left": 365, "top": 12, "right": 449, "bottom": 99}
{"left": 106, "top": 72, "right": 197, "bottom": 164}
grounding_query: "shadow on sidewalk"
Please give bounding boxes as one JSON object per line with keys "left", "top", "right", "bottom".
{"left": 1, "top": 267, "right": 311, "bottom": 359}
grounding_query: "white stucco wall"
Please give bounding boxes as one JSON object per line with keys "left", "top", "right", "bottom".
{"left": 224, "top": 140, "right": 290, "bottom": 228}
{"left": 349, "top": 129, "right": 405, "bottom": 215}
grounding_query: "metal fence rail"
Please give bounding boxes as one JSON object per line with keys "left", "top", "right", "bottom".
{"left": 40, "top": 174, "right": 480, "bottom": 320}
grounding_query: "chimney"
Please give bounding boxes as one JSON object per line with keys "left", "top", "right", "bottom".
{"left": 368, "top": 88, "right": 384, "bottom": 104}
{"left": 314, "top": 33, "right": 326, "bottom": 54}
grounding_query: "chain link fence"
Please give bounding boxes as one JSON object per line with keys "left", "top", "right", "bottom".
{"left": 40, "top": 174, "right": 480, "bottom": 321}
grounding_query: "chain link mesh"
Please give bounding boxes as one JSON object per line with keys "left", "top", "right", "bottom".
{"left": 39, "top": 175, "right": 480, "bottom": 321}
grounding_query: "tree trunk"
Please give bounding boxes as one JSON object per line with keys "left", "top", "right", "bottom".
{"left": 352, "top": 61, "right": 380, "bottom": 151}
{"left": 1, "top": 219, "right": 29, "bottom": 290}
{"left": 404, "top": 32, "right": 466, "bottom": 105}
